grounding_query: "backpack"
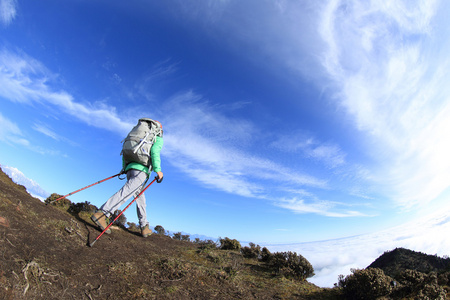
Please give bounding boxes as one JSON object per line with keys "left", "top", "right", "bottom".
{"left": 121, "top": 118, "right": 163, "bottom": 169}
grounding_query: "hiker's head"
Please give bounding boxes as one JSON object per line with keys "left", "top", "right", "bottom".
{"left": 154, "top": 120, "right": 163, "bottom": 137}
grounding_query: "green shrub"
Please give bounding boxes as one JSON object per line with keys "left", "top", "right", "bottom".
{"left": 111, "top": 210, "right": 127, "bottom": 228}
{"left": 395, "top": 270, "right": 446, "bottom": 299}
{"left": 45, "top": 193, "right": 71, "bottom": 207}
{"left": 195, "top": 239, "right": 218, "bottom": 251}
{"left": 68, "top": 201, "right": 97, "bottom": 214}
{"left": 172, "top": 232, "right": 182, "bottom": 240}
{"left": 241, "top": 242, "right": 261, "bottom": 259}
{"left": 260, "top": 247, "right": 271, "bottom": 262}
{"left": 269, "top": 251, "right": 314, "bottom": 281}
{"left": 339, "top": 268, "right": 393, "bottom": 300}
{"left": 340, "top": 267, "right": 448, "bottom": 299}
{"left": 154, "top": 225, "right": 165, "bottom": 235}
{"left": 219, "top": 237, "right": 241, "bottom": 251}
{"left": 127, "top": 222, "right": 139, "bottom": 232}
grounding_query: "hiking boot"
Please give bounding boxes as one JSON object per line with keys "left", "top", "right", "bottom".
{"left": 141, "top": 224, "right": 152, "bottom": 238}
{"left": 91, "top": 211, "right": 111, "bottom": 234}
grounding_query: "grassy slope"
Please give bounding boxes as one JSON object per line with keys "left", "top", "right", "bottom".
{"left": 0, "top": 169, "right": 340, "bottom": 299}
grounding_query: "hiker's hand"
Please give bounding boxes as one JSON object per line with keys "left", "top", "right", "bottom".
{"left": 156, "top": 171, "right": 163, "bottom": 181}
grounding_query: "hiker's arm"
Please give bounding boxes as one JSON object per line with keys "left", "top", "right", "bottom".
{"left": 151, "top": 136, "right": 163, "bottom": 176}
{"left": 121, "top": 156, "right": 126, "bottom": 172}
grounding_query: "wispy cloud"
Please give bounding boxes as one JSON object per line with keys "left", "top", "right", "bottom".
{"left": 271, "top": 131, "right": 346, "bottom": 168}
{"left": 0, "top": 0, "right": 17, "bottom": 26}
{"left": 158, "top": 91, "right": 368, "bottom": 217}
{"left": 0, "top": 113, "right": 67, "bottom": 156}
{"left": 0, "top": 112, "right": 29, "bottom": 146}
{"left": 166, "top": 0, "right": 450, "bottom": 214}
{"left": 0, "top": 48, "right": 133, "bottom": 136}
{"left": 32, "top": 122, "right": 78, "bottom": 148}
{"left": 162, "top": 91, "right": 328, "bottom": 197}
{"left": 148, "top": 59, "right": 180, "bottom": 80}
{"left": 180, "top": 0, "right": 450, "bottom": 211}
{"left": 276, "top": 196, "right": 368, "bottom": 218}
{"left": 32, "top": 123, "right": 60, "bottom": 140}
{"left": 317, "top": 0, "right": 450, "bottom": 209}
{"left": 132, "top": 59, "right": 181, "bottom": 102}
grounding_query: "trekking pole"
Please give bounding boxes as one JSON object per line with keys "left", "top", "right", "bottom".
{"left": 46, "top": 173, "right": 122, "bottom": 205}
{"left": 89, "top": 176, "right": 162, "bottom": 247}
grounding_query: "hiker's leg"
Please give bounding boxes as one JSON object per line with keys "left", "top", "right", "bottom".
{"left": 126, "top": 169, "right": 148, "bottom": 227}
{"left": 126, "top": 170, "right": 149, "bottom": 227}
{"left": 136, "top": 191, "right": 148, "bottom": 227}
{"left": 100, "top": 169, "right": 145, "bottom": 216}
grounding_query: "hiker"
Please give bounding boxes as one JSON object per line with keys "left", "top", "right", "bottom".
{"left": 91, "top": 119, "right": 164, "bottom": 238}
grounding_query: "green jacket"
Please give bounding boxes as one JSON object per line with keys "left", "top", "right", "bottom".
{"left": 123, "top": 136, "right": 163, "bottom": 175}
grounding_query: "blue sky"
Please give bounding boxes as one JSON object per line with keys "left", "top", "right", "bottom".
{"left": 2, "top": 0, "right": 450, "bottom": 285}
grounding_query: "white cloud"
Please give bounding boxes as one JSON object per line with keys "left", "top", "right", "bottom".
{"left": 0, "top": 0, "right": 17, "bottom": 26}
{"left": 276, "top": 197, "right": 367, "bottom": 218}
{"left": 164, "top": 94, "right": 307, "bottom": 183}
{"left": 0, "top": 112, "right": 29, "bottom": 146}
{"left": 33, "top": 123, "right": 60, "bottom": 140}
{"left": 271, "top": 131, "right": 346, "bottom": 168}
{"left": 162, "top": 92, "right": 329, "bottom": 198}
{"left": 160, "top": 91, "right": 370, "bottom": 217}
{"left": 131, "top": 59, "right": 181, "bottom": 102}
{"left": 317, "top": 0, "right": 450, "bottom": 209}
{"left": 0, "top": 48, "right": 133, "bottom": 136}
{"left": 0, "top": 164, "right": 50, "bottom": 200}
{"left": 0, "top": 113, "right": 67, "bottom": 156}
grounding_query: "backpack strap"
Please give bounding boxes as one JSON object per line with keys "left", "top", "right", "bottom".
{"left": 133, "top": 131, "right": 151, "bottom": 154}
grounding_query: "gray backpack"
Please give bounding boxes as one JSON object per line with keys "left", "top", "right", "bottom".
{"left": 121, "top": 118, "right": 163, "bottom": 169}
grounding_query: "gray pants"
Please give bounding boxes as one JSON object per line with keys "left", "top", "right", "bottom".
{"left": 100, "top": 169, "right": 149, "bottom": 227}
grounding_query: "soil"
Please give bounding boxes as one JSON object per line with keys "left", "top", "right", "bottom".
{"left": 0, "top": 168, "right": 338, "bottom": 299}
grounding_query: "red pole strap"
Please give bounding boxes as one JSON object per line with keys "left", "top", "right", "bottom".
{"left": 89, "top": 177, "right": 157, "bottom": 247}
{"left": 48, "top": 173, "right": 122, "bottom": 204}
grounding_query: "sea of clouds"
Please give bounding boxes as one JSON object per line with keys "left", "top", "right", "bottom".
{"left": 264, "top": 206, "right": 450, "bottom": 287}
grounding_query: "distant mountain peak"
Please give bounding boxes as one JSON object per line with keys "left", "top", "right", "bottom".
{"left": 368, "top": 247, "right": 450, "bottom": 277}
